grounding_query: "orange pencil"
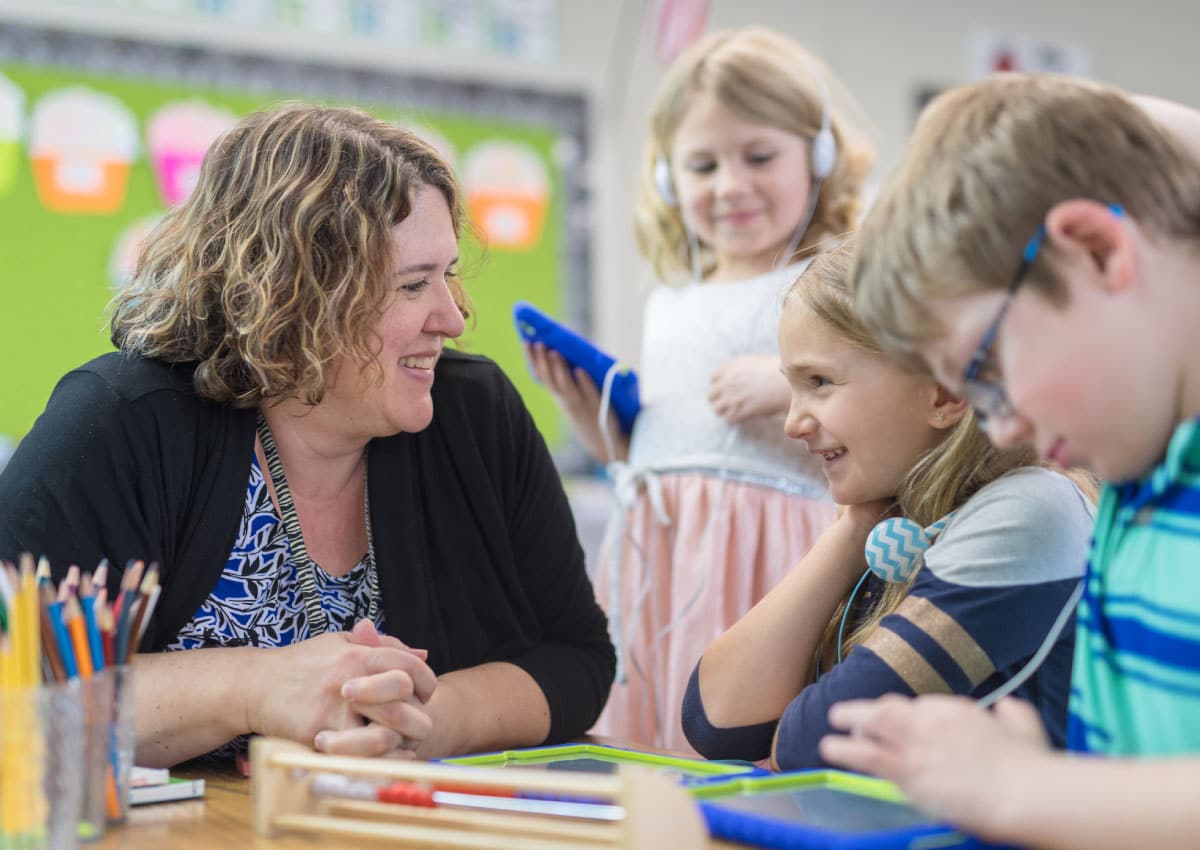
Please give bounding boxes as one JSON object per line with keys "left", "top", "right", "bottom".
{"left": 63, "top": 596, "right": 94, "bottom": 679}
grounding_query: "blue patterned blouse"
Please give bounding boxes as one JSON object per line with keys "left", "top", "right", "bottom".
{"left": 167, "top": 454, "right": 383, "bottom": 756}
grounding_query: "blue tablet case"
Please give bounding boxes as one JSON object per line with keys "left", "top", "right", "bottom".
{"left": 512, "top": 301, "right": 640, "bottom": 433}
{"left": 691, "top": 771, "right": 1018, "bottom": 850}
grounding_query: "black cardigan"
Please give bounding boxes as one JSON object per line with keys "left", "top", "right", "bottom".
{"left": 0, "top": 350, "right": 615, "bottom": 743}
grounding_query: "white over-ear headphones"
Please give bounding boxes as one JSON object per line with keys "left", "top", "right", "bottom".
{"left": 653, "top": 154, "right": 677, "bottom": 207}
{"left": 808, "top": 69, "right": 836, "bottom": 182}
{"left": 652, "top": 67, "right": 837, "bottom": 207}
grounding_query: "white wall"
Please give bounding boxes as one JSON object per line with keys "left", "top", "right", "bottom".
{"left": 3, "top": 0, "right": 1198, "bottom": 365}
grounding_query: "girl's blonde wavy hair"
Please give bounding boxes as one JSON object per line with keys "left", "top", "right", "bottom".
{"left": 635, "top": 27, "right": 874, "bottom": 283}
{"left": 110, "top": 102, "right": 469, "bottom": 406}
{"left": 784, "top": 240, "right": 1044, "bottom": 662}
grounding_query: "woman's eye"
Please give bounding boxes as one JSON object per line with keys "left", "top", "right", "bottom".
{"left": 748, "top": 151, "right": 776, "bottom": 166}
{"left": 400, "top": 279, "right": 432, "bottom": 295}
{"left": 685, "top": 160, "right": 716, "bottom": 175}
{"left": 809, "top": 374, "right": 831, "bottom": 389}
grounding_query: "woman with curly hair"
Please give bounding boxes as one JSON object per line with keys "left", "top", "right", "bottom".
{"left": 0, "top": 103, "right": 614, "bottom": 767}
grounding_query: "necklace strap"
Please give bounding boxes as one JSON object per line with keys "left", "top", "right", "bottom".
{"left": 256, "top": 412, "right": 379, "bottom": 635}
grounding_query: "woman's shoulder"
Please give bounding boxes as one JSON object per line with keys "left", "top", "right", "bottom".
{"left": 44, "top": 353, "right": 216, "bottom": 429}
{"left": 433, "top": 349, "right": 512, "bottom": 397}
{"left": 68, "top": 351, "right": 198, "bottom": 398}
{"left": 429, "top": 349, "right": 528, "bottom": 428}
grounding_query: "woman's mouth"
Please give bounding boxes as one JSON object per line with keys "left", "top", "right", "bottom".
{"left": 400, "top": 354, "right": 437, "bottom": 370}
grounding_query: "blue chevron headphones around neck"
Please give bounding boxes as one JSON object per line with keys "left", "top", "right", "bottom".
{"left": 836, "top": 513, "right": 954, "bottom": 664}
{"left": 835, "top": 509, "right": 1086, "bottom": 710}
{"left": 864, "top": 514, "right": 955, "bottom": 584}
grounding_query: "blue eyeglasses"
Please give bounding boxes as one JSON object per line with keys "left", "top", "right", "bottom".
{"left": 961, "top": 203, "right": 1124, "bottom": 425}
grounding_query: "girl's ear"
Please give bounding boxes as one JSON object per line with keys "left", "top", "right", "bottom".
{"left": 929, "top": 383, "right": 968, "bottom": 430}
{"left": 1044, "top": 200, "right": 1134, "bottom": 294}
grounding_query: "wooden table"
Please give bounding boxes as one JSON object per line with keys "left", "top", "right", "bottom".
{"left": 97, "top": 761, "right": 748, "bottom": 849}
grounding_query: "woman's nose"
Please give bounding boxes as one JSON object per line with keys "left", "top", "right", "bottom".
{"left": 430, "top": 279, "right": 466, "bottom": 338}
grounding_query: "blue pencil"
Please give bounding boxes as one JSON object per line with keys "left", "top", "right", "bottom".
{"left": 80, "top": 594, "right": 105, "bottom": 673}
{"left": 46, "top": 599, "right": 78, "bottom": 679}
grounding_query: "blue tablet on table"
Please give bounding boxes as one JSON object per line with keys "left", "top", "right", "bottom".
{"left": 513, "top": 301, "right": 641, "bottom": 433}
{"left": 690, "top": 770, "right": 1017, "bottom": 850}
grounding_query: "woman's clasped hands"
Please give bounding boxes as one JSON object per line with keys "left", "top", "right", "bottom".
{"left": 244, "top": 619, "right": 437, "bottom": 759}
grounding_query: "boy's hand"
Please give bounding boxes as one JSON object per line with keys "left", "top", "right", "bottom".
{"left": 819, "top": 694, "right": 1051, "bottom": 841}
{"left": 708, "top": 354, "right": 791, "bottom": 423}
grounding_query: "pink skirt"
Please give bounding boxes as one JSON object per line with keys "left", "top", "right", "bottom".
{"left": 589, "top": 471, "right": 835, "bottom": 753}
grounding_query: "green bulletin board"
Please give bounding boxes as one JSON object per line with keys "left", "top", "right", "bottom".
{"left": 0, "top": 36, "right": 579, "bottom": 451}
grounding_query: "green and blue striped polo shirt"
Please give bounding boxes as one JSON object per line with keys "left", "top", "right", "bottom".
{"left": 1069, "top": 418, "right": 1200, "bottom": 755}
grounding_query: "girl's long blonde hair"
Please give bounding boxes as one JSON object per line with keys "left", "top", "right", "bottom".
{"left": 785, "top": 240, "right": 1054, "bottom": 662}
{"left": 110, "top": 103, "right": 469, "bottom": 407}
{"left": 635, "top": 27, "right": 874, "bottom": 283}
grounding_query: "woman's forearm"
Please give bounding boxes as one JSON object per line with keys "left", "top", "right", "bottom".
{"left": 417, "top": 662, "right": 550, "bottom": 759}
{"left": 131, "top": 647, "right": 260, "bottom": 767}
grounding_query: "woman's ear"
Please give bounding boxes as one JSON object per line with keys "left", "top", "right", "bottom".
{"left": 1044, "top": 200, "right": 1134, "bottom": 294}
{"left": 929, "top": 383, "right": 968, "bottom": 430}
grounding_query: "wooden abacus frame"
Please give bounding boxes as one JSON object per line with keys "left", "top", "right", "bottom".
{"left": 251, "top": 737, "right": 708, "bottom": 850}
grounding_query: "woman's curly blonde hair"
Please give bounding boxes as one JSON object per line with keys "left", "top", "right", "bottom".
{"left": 110, "top": 102, "right": 468, "bottom": 406}
{"left": 635, "top": 27, "right": 874, "bottom": 283}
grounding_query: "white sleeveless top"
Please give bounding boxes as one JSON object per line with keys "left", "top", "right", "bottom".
{"left": 626, "top": 262, "right": 826, "bottom": 498}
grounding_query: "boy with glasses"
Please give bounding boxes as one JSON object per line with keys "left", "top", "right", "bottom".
{"left": 818, "top": 74, "right": 1200, "bottom": 850}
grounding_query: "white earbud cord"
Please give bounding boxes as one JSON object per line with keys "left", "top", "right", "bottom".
{"left": 597, "top": 363, "right": 621, "bottom": 468}
{"left": 976, "top": 579, "right": 1084, "bottom": 710}
{"left": 778, "top": 177, "right": 824, "bottom": 269}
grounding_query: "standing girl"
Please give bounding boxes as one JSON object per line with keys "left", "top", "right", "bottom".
{"left": 528, "top": 27, "right": 873, "bottom": 750}
{"left": 681, "top": 241, "right": 1094, "bottom": 769}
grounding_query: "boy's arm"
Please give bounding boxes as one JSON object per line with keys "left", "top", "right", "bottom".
{"left": 820, "top": 694, "right": 1200, "bottom": 850}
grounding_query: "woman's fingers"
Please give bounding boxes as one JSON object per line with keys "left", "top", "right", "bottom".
{"left": 313, "top": 722, "right": 404, "bottom": 758}
{"left": 350, "top": 698, "right": 434, "bottom": 745}
{"left": 359, "top": 648, "right": 438, "bottom": 702}
{"left": 342, "top": 668, "right": 421, "bottom": 705}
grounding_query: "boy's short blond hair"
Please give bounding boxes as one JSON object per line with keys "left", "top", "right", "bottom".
{"left": 636, "top": 27, "right": 874, "bottom": 282}
{"left": 852, "top": 73, "right": 1200, "bottom": 367}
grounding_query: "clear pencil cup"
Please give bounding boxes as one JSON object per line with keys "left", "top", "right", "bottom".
{"left": 79, "top": 672, "right": 115, "bottom": 840}
{"left": 0, "top": 681, "right": 86, "bottom": 850}
{"left": 106, "top": 665, "right": 136, "bottom": 825}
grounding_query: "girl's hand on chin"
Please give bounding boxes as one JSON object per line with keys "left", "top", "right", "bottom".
{"left": 837, "top": 499, "right": 896, "bottom": 533}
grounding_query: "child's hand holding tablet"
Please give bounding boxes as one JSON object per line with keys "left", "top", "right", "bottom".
{"left": 514, "top": 301, "right": 641, "bottom": 436}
